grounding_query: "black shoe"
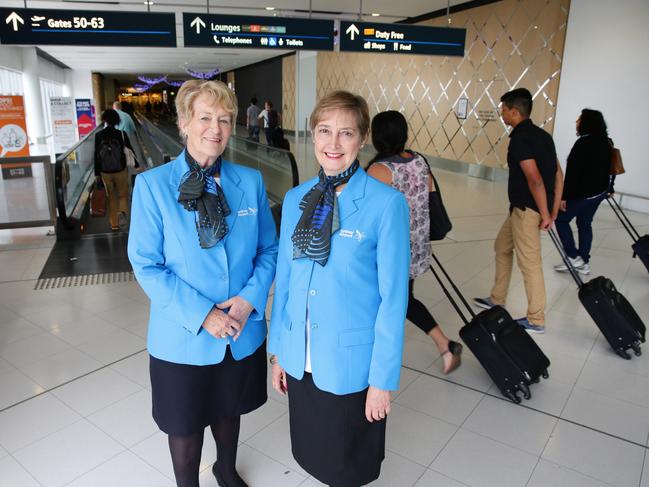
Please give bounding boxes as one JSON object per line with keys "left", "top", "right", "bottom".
{"left": 212, "top": 462, "right": 249, "bottom": 487}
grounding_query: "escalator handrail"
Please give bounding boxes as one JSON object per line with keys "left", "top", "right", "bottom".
{"left": 54, "top": 125, "right": 104, "bottom": 229}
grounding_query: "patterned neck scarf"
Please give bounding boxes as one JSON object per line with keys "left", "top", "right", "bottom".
{"left": 178, "top": 151, "right": 231, "bottom": 248}
{"left": 292, "top": 160, "right": 359, "bottom": 266}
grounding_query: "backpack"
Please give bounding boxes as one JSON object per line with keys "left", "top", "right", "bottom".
{"left": 267, "top": 109, "right": 279, "bottom": 129}
{"left": 99, "top": 135, "right": 123, "bottom": 172}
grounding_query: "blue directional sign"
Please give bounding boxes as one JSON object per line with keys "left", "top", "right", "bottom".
{"left": 340, "top": 21, "right": 465, "bottom": 57}
{"left": 0, "top": 8, "right": 176, "bottom": 47}
{"left": 183, "top": 13, "right": 334, "bottom": 51}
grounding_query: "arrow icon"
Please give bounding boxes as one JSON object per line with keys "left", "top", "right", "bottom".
{"left": 190, "top": 16, "right": 205, "bottom": 34}
{"left": 346, "top": 23, "right": 359, "bottom": 41}
{"left": 5, "top": 12, "right": 24, "bottom": 32}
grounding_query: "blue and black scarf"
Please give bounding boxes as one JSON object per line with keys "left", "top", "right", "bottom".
{"left": 178, "top": 152, "right": 231, "bottom": 248}
{"left": 291, "top": 161, "right": 359, "bottom": 266}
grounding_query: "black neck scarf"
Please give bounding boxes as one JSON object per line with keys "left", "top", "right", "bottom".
{"left": 178, "top": 151, "right": 231, "bottom": 249}
{"left": 291, "top": 160, "right": 360, "bottom": 266}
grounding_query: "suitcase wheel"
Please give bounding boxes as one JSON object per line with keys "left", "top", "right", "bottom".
{"left": 632, "top": 342, "right": 642, "bottom": 357}
{"left": 615, "top": 348, "right": 632, "bottom": 360}
{"left": 519, "top": 382, "right": 531, "bottom": 400}
{"left": 532, "top": 377, "right": 540, "bottom": 384}
{"left": 542, "top": 369, "right": 549, "bottom": 379}
{"left": 504, "top": 390, "right": 521, "bottom": 404}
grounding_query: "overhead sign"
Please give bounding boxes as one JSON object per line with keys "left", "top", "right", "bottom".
{"left": 183, "top": 13, "right": 334, "bottom": 51}
{"left": 340, "top": 21, "right": 465, "bottom": 57}
{"left": 0, "top": 8, "right": 176, "bottom": 47}
{"left": 0, "top": 96, "right": 30, "bottom": 158}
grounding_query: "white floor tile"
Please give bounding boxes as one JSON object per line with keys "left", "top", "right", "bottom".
{"left": 366, "top": 450, "right": 427, "bottom": 487}
{"left": 0, "top": 455, "right": 41, "bottom": 487}
{"left": 66, "top": 450, "right": 175, "bottom": 487}
{"left": 402, "top": 338, "right": 439, "bottom": 371}
{"left": 12, "top": 419, "right": 123, "bottom": 487}
{"left": 542, "top": 420, "right": 644, "bottom": 487}
{"left": 19, "top": 348, "right": 103, "bottom": 389}
{"left": 426, "top": 350, "right": 494, "bottom": 393}
{"left": 0, "top": 368, "right": 45, "bottom": 410}
{"left": 561, "top": 386, "right": 649, "bottom": 444}
{"left": 393, "top": 366, "right": 422, "bottom": 399}
{"left": 239, "top": 397, "right": 288, "bottom": 442}
{"left": 0, "top": 393, "right": 80, "bottom": 453}
{"left": 462, "top": 395, "right": 557, "bottom": 456}
{"left": 385, "top": 403, "right": 458, "bottom": 466}
{"left": 109, "top": 350, "right": 150, "bottom": 388}
{"left": 414, "top": 469, "right": 469, "bottom": 487}
{"left": 527, "top": 459, "right": 615, "bottom": 487}
{"left": 53, "top": 367, "right": 142, "bottom": 416}
{"left": 394, "top": 374, "right": 483, "bottom": 426}
{"left": 576, "top": 359, "right": 649, "bottom": 409}
{"left": 432, "top": 428, "right": 538, "bottom": 487}
{"left": 87, "top": 389, "right": 158, "bottom": 448}
{"left": 75, "top": 328, "right": 145, "bottom": 365}
{"left": 0, "top": 332, "right": 71, "bottom": 368}
{"left": 45, "top": 315, "right": 121, "bottom": 347}
{"left": 0, "top": 317, "right": 43, "bottom": 347}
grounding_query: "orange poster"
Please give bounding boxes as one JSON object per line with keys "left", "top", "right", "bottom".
{"left": 0, "top": 95, "right": 30, "bottom": 158}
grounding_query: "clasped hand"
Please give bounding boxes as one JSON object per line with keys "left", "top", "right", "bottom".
{"left": 201, "top": 296, "right": 253, "bottom": 341}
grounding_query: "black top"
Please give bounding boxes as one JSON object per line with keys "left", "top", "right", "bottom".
{"left": 562, "top": 135, "right": 612, "bottom": 200}
{"left": 507, "top": 119, "right": 557, "bottom": 213}
{"left": 94, "top": 126, "right": 134, "bottom": 176}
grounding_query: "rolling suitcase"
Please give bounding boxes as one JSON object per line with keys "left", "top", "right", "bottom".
{"left": 549, "top": 229, "right": 645, "bottom": 359}
{"left": 89, "top": 181, "right": 106, "bottom": 218}
{"left": 607, "top": 196, "right": 649, "bottom": 274}
{"left": 428, "top": 254, "right": 550, "bottom": 403}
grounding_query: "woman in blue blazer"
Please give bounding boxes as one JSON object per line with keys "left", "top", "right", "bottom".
{"left": 128, "top": 80, "right": 277, "bottom": 487}
{"left": 268, "top": 91, "right": 410, "bottom": 486}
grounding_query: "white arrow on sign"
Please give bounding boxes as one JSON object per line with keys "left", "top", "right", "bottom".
{"left": 345, "top": 23, "right": 359, "bottom": 41}
{"left": 5, "top": 12, "right": 24, "bottom": 32}
{"left": 190, "top": 16, "right": 206, "bottom": 34}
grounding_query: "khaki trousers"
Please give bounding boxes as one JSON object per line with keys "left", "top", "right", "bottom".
{"left": 101, "top": 169, "right": 130, "bottom": 229}
{"left": 490, "top": 208, "right": 546, "bottom": 326}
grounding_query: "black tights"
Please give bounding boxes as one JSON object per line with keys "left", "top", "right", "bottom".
{"left": 168, "top": 416, "right": 244, "bottom": 487}
{"left": 407, "top": 279, "right": 438, "bottom": 334}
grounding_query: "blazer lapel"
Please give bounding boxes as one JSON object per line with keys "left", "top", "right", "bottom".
{"left": 220, "top": 161, "right": 245, "bottom": 235}
{"left": 338, "top": 167, "right": 367, "bottom": 224}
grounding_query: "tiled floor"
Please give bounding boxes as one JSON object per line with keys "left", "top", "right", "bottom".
{"left": 1, "top": 170, "right": 649, "bottom": 486}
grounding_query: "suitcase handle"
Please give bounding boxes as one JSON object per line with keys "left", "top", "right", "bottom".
{"left": 607, "top": 196, "right": 641, "bottom": 242}
{"left": 428, "top": 253, "right": 476, "bottom": 326}
{"left": 548, "top": 229, "right": 584, "bottom": 288}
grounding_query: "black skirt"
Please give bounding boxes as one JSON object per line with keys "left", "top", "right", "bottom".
{"left": 287, "top": 373, "right": 386, "bottom": 486}
{"left": 150, "top": 342, "right": 267, "bottom": 436}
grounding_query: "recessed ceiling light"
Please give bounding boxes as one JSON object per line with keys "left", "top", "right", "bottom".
{"left": 371, "top": 13, "right": 380, "bottom": 17}
{"left": 265, "top": 7, "right": 275, "bottom": 10}
{"left": 143, "top": 1, "right": 154, "bottom": 4}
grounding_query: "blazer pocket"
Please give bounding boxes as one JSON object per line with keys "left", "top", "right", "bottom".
{"left": 339, "top": 326, "right": 375, "bottom": 347}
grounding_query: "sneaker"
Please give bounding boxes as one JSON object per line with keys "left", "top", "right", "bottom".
{"left": 516, "top": 317, "right": 545, "bottom": 334}
{"left": 473, "top": 296, "right": 495, "bottom": 310}
{"left": 117, "top": 212, "right": 128, "bottom": 231}
{"left": 554, "top": 256, "right": 585, "bottom": 273}
{"left": 577, "top": 262, "right": 590, "bottom": 276}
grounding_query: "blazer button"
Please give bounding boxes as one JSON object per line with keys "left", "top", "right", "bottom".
{"left": 309, "top": 289, "right": 316, "bottom": 296}
{"left": 311, "top": 323, "right": 318, "bottom": 329}
{"left": 221, "top": 275, "right": 228, "bottom": 281}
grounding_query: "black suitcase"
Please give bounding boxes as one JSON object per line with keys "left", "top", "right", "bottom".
{"left": 607, "top": 196, "right": 649, "bottom": 274}
{"left": 549, "top": 229, "right": 646, "bottom": 359}
{"left": 429, "top": 254, "right": 550, "bottom": 403}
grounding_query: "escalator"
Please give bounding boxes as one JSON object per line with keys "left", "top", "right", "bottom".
{"left": 39, "top": 113, "right": 298, "bottom": 281}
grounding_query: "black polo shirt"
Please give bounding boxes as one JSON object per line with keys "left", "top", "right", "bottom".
{"left": 507, "top": 119, "right": 557, "bottom": 213}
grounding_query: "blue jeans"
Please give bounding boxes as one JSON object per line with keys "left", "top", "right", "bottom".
{"left": 248, "top": 125, "right": 260, "bottom": 142}
{"left": 555, "top": 193, "right": 606, "bottom": 263}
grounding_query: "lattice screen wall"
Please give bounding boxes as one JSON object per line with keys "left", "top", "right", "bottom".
{"left": 282, "top": 56, "right": 296, "bottom": 131}
{"left": 315, "top": 0, "right": 569, "bottom": 168}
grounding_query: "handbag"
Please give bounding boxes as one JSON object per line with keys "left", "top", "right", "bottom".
{"left": 610, "top": 147, "right": 625, "bottom": 176}
{"left": 121, "top": 131, "right": 137, "bottom": 169}
{"left": 429, "top": 173, "right": 453, "bottom": 240}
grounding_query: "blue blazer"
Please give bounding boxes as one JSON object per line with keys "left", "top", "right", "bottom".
{"left": 269, "top": 168, "right": 410, "bottom": 395}
{"left": 128, "top": 152, "right": 278, "bottom": 365}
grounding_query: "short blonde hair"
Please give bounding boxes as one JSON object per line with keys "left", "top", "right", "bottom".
{"left": 175, "top": 80, "right": 238, "bottom": 140}
{"left": 309, "top": 90, "right": 370, "bottom": 137}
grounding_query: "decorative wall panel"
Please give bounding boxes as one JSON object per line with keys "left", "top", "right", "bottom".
{"left": 282, "top": 55, "right": 295, "bottom": 131}
{"left": 316, "top": 0, "right": 570, "bottom": 167}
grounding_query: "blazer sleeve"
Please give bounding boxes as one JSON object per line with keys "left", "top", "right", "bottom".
{"left": 127, "top": 175, "right": 215, "bottom": 335}
{"left": 268, "top": 194, "right": 293, "bottom": 356}
{"left": 368, "top": 192, "right": 411, "bottom": 391}
{"left": 236, "top": 171, "right": 279, "bottom": 321}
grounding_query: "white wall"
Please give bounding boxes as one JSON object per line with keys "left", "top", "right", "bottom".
{"left": 554, "top": 0, "right": 649, "bottom": 213}
{"left": 0, "top": 46, "right": 22, "bottom": 72}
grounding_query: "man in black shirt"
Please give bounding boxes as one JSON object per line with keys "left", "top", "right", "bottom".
{"left": 474, "top": 88, "right": 563, "bottom": 334}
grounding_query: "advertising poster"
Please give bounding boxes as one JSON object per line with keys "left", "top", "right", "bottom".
{"left": 50, "top": 96, "right": 77, "bottom": 154}
{"left": 0, "top": 95, "right": 30, "bottom": 158}
{"left": 75, "top": 98, "right": 96, "bottom": 138}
